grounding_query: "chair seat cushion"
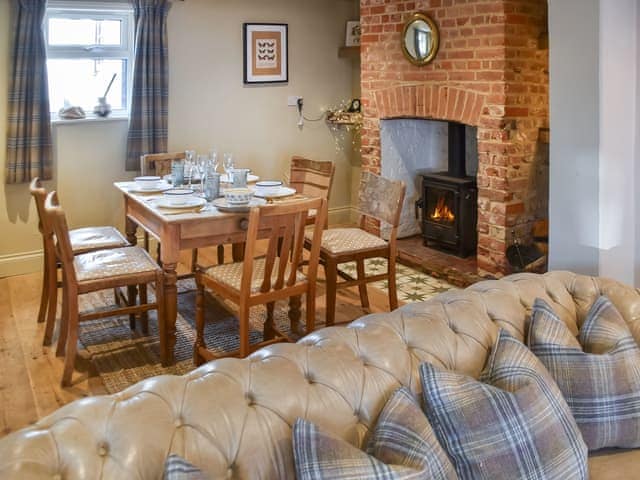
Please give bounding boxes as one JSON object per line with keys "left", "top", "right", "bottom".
{"left": 306, "top": 228, "right": 387, "bottom": 254}
{"left": 70, "top": 226, "right": 128, "bottom": 254}
{"left": 74, "top": 246, "right": 159, "bottom": 282}
{"left": 203, "top": 257, "right": 306, "bottom": 294}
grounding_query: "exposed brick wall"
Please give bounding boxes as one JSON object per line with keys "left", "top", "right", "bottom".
{"left": 360, "top": 0, "right": 548, "bottom": 275}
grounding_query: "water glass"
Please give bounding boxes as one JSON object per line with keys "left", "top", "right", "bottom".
{"left": 196, "top": 155, "right": 208, "bottom": 192}
{"left": 230, "top": 168, "right": 250, "bottom": 188}
{"left": 223, "top": 153, "right": 235, "bottom": 179}
{"left": 209, "top": 148, "right": 219, "bottom": 172}
{"left": 204, "top": 171, "right": 221, "bottom": 202}
{"left": 171, "top": 159, "right": 185, "bottom": 187}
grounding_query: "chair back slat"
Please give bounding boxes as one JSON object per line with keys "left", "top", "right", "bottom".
{"left": 357, "top": 171, "right": 406, "bottom": 227}
{"left": 140, "top": 152, "right": 186, "bottom": 176}
{"left": 289, "top": 156, "right": 335, "bottom": 202}
{"left": 29, "top": 178, "right": 52, "bottom": 236}
{"left": 243, "top": 198, "right": 326, "bottom": 296}
{"left": 44, "top": 191, "right": 77, "bottom": 284}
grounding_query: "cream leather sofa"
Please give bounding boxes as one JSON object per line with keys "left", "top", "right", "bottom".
{"left": 1, "top": 271, "right": 639, "bottom": 479}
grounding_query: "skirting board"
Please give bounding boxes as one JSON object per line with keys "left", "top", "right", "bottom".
{"left": 0, "top": 250, "right": 43, "bottom": 279}
{"left": 0, "top": 206, "right": 359, "bottom": 278}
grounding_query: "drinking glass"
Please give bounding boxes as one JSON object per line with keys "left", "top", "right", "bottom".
{"left": 223, "top": 153, "right": 235, "bottom": 180}
{"left": 209, "top": 148, "right": 219, "bottom": 172}
{"left": 185, "top": 149, "right": 196, "bottom": 187}
{"left": 171, "top": 159, "right": 185, "bottom": 187}
{"left": 196, "top": 155, "right": 208, "bottom": 193}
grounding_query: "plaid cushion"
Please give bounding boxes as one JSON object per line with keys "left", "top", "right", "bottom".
{"left": 528, "top": 296, "right": 640, "bottom": 450}
{"left": 163, "top": 455, "right": 207, "bottom": 480}
{"left": 420, "top": 330, "right": 588, "bottom": 480}
{"left": 293, "top": 387, "right": 457, "bottom": 479}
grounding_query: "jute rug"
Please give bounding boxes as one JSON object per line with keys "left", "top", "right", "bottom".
{"left": 77, "top": 261, "right": 455, "bottom": 393}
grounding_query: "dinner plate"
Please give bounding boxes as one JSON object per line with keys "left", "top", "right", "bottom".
{"left": 253, "top": 186, "right": 297, "bottom": 199}
{"left": 155, "top": 197, "right": 206, "bottom": 209}
{"left": 213, "top": 197, "right": 267, "bottom": 213}
{"left": 220, "top": 173, "right": 260, "bottom": 184}
{"left": 127, "top": 181, "right": 172, "bottom": 193}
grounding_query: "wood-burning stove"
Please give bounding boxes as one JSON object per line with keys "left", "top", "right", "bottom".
{"left": 415, "top": 122, "right": 477, "bottom": 257}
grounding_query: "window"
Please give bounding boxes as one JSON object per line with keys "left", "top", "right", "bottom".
{"left": 45, "top": 2, "right": 134, "bottom": 116}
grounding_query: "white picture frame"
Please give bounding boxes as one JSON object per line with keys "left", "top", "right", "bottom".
{"left": 243, "top": 23, "right": 288, "bottom": 84}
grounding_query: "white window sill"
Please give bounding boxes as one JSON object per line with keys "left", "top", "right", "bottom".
{"left": 52, "top": 112, "right": 129, "bottom": 126}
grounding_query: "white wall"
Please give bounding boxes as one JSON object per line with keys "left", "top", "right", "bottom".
{"left": 549, "top": 0, "right": 640, "bottom": 286}
{"left": 548, "top": 0, "right": 601, "bottom": 276}
{"left": 0, "top": 0, "right": 358, "bottom": 277}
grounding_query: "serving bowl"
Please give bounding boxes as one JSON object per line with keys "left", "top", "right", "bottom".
{"left": 134, "top": 176, "right": 162, "bottom": 190}
{"left": 224, "top": 188, "right": 254, "bottom": 205}
{"left": 163, "top": 188, "right": 195, "bottom": 205}
{"left": 254, "top": 180, "right": 283, "bottom": 196}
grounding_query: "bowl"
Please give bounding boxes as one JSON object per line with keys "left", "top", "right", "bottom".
{"left": 255, "top": 180, "right": 283, "bottom": 196}
{"left": 224, "top": 188, "right": 254, "bottom": 205}
{"left": 163, "top": 188, "right": 195, "bottom": 205}
{"left": 134, "top": 175, "right": 162, "bottom": 190}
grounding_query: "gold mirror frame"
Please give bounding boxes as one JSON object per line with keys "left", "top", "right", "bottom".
{"left": 401, "top": 12, "right": 439, "bottom": 66}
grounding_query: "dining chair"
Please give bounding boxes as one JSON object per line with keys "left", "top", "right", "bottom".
{"left": 304, "top": 171, "right": 406, "bottom": 326}
{"left": 30, "top": 178, "right": 130, "bottom": 348}
{"left": 44, "top": 191, "right": 165, "bottom": 387}
{"left": 140, "top": 151, "right": 224, "bottom": 269}
{"left": 194, "top": 197, "right": 327, "bottom": 363}
{"left": 288, "top": 156, "right": 335, "bottom": 228}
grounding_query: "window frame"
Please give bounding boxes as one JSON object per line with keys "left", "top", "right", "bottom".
{"left": 44, "top": 1, "right": 135, "bottom": 117}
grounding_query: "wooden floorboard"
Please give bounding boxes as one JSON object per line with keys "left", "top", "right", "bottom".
{"left": 0, "top": 245, "right": 393, "bottom": 437}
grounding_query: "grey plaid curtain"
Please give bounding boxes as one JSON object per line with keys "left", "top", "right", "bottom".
{"left": 126, "top": 0, "right": 171, "bottom": 171}
{"left": 6, "top": 0, "right": 53, "bottom": 184}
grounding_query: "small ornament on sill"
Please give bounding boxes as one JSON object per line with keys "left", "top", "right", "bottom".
{"left": 93, "top": 73, "right": 117, "bottom": 117}
{"left": 58, "top": 105, "right": 86, "bottom": 119}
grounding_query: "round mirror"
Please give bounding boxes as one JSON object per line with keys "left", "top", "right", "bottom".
{"left": 402, "top": 13, "right": 439, "bottom": 66}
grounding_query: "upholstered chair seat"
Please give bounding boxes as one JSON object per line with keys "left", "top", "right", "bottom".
{"left": 202, "top": 257, "right": 306, "bottom": 294}
{"left": 307, "top": 227, "right": 388, "bottom": 254}
{"left": 74, "top": 247, "right": 160, "bottom": 283}
{"left": 68, "top": 226, "right": 128, "bottom": 254}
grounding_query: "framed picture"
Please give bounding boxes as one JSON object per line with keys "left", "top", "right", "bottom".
{"left": 345, "top": 20, "right": 361, "bottom": 47}
{"left": 243, "top": 23, "right": 288, "bottom": 84}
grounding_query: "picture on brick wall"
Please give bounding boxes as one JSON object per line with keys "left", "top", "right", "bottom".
{"left": 345, "top": 20, "right": 361, "bottom": 47}
{"left": 243, "top": 23, "right": 288, "bottom": 84}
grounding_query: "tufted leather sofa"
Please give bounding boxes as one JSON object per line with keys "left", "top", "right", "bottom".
{"left": 1, "top": 271, "right": 640, "bottom": 479}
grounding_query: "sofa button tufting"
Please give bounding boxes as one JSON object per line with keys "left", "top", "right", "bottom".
{"left": 52, "top": 475, "right": 62, "bottom": 480}
{"left": 174, "top": 417, "right": 182, "bottom": 427}
{"left": 97, "top": 442, "right": 109, "bottom": 456}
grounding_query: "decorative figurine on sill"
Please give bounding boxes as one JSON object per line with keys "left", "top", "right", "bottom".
{"left": 93, "top": 73, "right": 116, "bottom": 117}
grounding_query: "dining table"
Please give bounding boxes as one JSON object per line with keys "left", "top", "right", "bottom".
{"left": 114, "top": 181, "right": 303, "bottom": 365}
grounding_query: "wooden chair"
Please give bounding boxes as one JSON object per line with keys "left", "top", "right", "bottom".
{"left": 289, "top": 156, "right": 335, "bottom": 227}
{"left": 140, "top": 151, "right": 224, "bottom": 269}
{"left": 44, "top": 191, "right": 165, "bottom": 387}
{"left": 194, "top": 197, "right": 327, "bottom": 362}
{"left": 305, "top": 171, "right": 406, "bottom": 326}
{"left": 30, "top": 178, "right": 129, "bottom": 348}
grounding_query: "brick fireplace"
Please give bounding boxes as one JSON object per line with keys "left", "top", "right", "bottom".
{"left": 360, "top": 0, "right": 549, "bottom": 275}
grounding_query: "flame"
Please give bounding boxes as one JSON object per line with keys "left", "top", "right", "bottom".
{"left": 430, "top": 196, "right": 455, "bottom": 222}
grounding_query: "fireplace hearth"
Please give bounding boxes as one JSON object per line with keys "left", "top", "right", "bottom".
{"left": 416, "top": 122, "right": 477, "bottom": 257}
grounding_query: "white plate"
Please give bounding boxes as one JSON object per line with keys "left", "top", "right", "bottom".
{"left": 213, "top": 197, "right": 267, "bottom": 212}
{"left": 128, "top": 181, "right": 172, "bottom": 193}
{"left": 220, "top": 173, "right": 260, "bottom": 184}
{"left": 253, "top": 186, "right": 297, "bottom": 199}
{"left": 155, "top": 197, "right": 206, "bottom": 209}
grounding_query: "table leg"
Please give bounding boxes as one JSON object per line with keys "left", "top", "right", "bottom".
{"left": 161, "top": 262, "right": 178, "bottom": 366}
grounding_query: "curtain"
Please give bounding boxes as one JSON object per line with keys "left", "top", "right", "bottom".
{"left": 126, "top": 0, "right": 171, "bottom": 171}
{"left": 6, "top": 0, "right": 53, "bottom": 184}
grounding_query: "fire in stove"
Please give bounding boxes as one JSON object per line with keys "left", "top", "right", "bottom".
{"left": 430, "top": 196, "right": 455, "bottom": 222}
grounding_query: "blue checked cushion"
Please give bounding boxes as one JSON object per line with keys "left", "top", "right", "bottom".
{"left": 420, "top": 329, "right": 588, "bottom": 480}
{"left": 528, "top": 296, "right": 640, "bottom": 451}
{"left": 292, "top": 387, "right": 457, "bottom": 479}
{"left": 163, "top": 454, "right": 207, "bottom": 480}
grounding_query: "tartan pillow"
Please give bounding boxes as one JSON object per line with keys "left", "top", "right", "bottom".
{"left": 163, "top": 454, "right": 207, "bottom": 480}
{"left": 292, "top": 387, "right": 457, "bottom": 480}
{"left": 528, "top": 296, "right": 640, "bottom": 450}
{"left": 420, "top": 329, "right": 588, "bottom": 480}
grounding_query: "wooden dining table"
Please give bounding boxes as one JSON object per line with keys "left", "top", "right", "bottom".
{"left": 114, "top": 182, "right": 303, "bottom": 365}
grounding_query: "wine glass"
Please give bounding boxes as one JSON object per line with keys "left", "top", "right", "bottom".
{"left": 185, "top": 149, "right": 196, "bottom": 187}
{"left": 196, "top": 155, "right": 208, "bottom": 193}
{"left": 223, "top": 153, "right": 235, "bottom": 181}
{"left": 209, "top": 149, "right": 219, "bottom": 173}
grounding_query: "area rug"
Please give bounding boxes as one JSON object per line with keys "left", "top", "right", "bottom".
{"left": 78, "top": 261, "right": 455, "bottom": 393}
